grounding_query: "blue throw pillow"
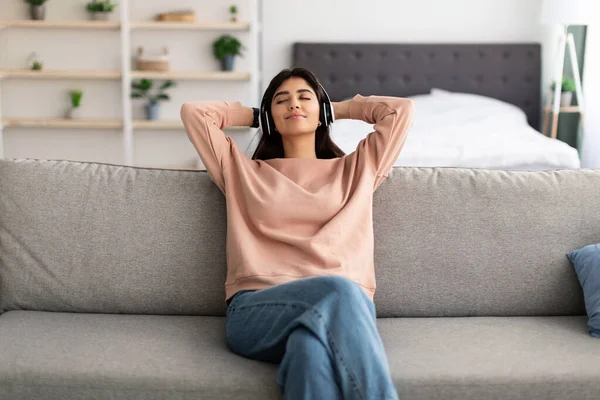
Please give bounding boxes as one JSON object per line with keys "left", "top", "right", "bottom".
{"left": 567, "top": 243, "right": 600, "bottom": 338}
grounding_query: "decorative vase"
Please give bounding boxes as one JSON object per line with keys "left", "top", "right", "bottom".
{"left": 220, "top": 54, "right": 235, "bottom": 72}
{"left": 90, "top": 12, "right": 111, "bottom": 21}
{"left": 66, "top": 107, "right": 81, "bottom": 119}
{"left": 560, "top": 92, "right": 573, "bottom": 107}
{"left": 30, "top": 5, "right": 46, "bottom": 20}
{"left": 145, "top": 102, "right": 160, "bottom": 120}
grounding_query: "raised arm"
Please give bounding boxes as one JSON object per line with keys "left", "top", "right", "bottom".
{"left": 180, "top": 101, "right": 253, "bottom": 193}
{"left": 333, "top": 94, "right": 415, "bottom": 189}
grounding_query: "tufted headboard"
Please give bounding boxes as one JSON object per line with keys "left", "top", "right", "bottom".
{"left": 293, "top": 43, "right": 541, "bottom": 129}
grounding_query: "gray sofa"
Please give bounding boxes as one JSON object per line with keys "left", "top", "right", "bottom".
{"left": 1, "top": 158, "right": 599, "bottom": 400}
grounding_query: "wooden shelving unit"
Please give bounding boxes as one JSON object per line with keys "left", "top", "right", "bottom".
{"left": 542, "top": 105, "right": 584, "bottom": 139}
{"left": 2, "top": 118, "right": 122, "bottom": 129}
{"left": 131, "top": 70, "right": 250, "bottom": 80}
{"left": 0, "top": 0, "right": 260, "bottom": 168}
{"left": 0, "top": 20, "right": 120, "bottom": 30}
{"left": 543, "top": 105, "right": 581, "bottom": 113}
{"left": 2, "top": 118, "right": 248, "bottom": 131}
{"left": 0, "top": 69, "right": 121, "bottom": 79}
{"left": 129, "top": 21, "right": 250, "bottom": 31}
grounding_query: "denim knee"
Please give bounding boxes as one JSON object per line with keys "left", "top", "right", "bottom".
{"left": 310, "top": 275, "right": 375, "bottom": 316}
{"left": 309, "top": 276, "right": 365, "bottom": 300}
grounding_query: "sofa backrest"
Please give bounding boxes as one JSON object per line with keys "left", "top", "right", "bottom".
{"left": 1, "top": 159, "right": 598, "bottom": 317}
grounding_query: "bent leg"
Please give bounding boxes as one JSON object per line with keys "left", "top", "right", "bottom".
{"left": 225, "top": 275, "right": 399, "bottom": 400}
{"left": 276, "top": 326, "right": 342, "bottom": 400}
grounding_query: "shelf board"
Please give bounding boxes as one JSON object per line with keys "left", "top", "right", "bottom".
{"left": 543, "top": 105, "right": 581, "bottom": 113}
{"left": 130, "top": 21, "right": 250, "bottom": 31}
{"left": 131, "top": 70, "right": 250, "bottom": 80}
{"left": 0, "top": 20, "right": 120, "bottom": 30}
{"left": 0, "top": 69, "right": 121, "bottom": 80}
{"left": 133, "top": 120, "right": 247, "bottom": 130}
{"left": 2, "top": 118, "right": 122, "bottom": 129}
{"left": 2, "top": 118, "right": 250, "bottom": 130}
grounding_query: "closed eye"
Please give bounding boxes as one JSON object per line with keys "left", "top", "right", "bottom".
{"left": 276, "top": 97, "right": 311, "bottom": 104}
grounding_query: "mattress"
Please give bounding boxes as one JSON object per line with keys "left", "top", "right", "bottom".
{"left": 329, "top": 89, "right": 581, "bottom": 170}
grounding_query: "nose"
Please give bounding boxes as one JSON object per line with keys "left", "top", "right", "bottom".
{"left": 289, "top": 99, "right": 300, "bottom": 109}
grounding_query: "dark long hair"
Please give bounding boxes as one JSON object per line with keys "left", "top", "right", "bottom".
{"left": 251, "top": 68, "right": 345, "bottom": 160}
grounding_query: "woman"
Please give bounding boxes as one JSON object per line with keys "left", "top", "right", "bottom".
{"left": 181, "top": 67, "right": 414, "bottom": 400}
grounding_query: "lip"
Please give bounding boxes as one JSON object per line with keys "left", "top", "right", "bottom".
{"left": 286, "top": 114, "right": 306, "bottom": 119}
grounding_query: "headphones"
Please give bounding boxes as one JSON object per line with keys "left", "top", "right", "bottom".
{"left": 259, "top": 82, "right": 335, "bottom": 136}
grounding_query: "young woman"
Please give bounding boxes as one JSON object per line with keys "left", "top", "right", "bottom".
{"left": 181, "top": 67, "right": 414, "bottom": 400}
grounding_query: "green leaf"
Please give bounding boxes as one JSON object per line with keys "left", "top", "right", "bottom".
{"left": 156, "top": 94, "right": 170, "bottom": 101}
{"left": 212, "top": 34, "right": 244, "bottom": 60}
{"left": 159, "top": 80, "right": 175, "bottom": 90}
{"left": 131, "top": 92, "right": 144, "bottom": 98}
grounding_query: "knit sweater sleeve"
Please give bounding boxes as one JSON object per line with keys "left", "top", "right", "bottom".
{"left": 347, "top": 94, "right": 415, "bottom": 190}
{"left": 180, "top": 101, "right": 248, "bottom": 193}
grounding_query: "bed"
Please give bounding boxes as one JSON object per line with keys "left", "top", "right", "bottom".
{"left": 292, "top": 43, "right": 581, "bottom": 170}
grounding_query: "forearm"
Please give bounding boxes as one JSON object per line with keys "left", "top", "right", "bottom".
{"left": 238, "top": 106, "right": 255, "bottom": 127}
{"left": 332, "top": 100, "right": 352, "bottom": 120}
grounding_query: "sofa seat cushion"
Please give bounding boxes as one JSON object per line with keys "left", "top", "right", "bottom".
{"left": 1, "top": 311, "right": 599, "bottom": 400}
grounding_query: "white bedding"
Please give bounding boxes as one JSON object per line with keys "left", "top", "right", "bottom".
{"left": 330, "top": 89, "right": 581, "bottom": 170}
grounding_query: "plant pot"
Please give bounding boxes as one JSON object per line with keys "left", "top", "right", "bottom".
{"left": 220, "top": 54, "right": 235, "bottom": 72}
{"left": 90, "top": 12, "right": 112, "bottom": 20}
{"left": 30, "top": 5, "right": 46, "bottom": 20}
{"left": 561, "top": 92, "right": 573, "bottom": 107}
{"left": 65, "top": 107, "right": 81, "bottom": 119}
{"left": 145, "top": 103, "right": 160, "bottom": 120}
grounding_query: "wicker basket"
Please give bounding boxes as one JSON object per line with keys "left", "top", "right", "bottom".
{"left": 136, "top": 47, "right": 170, "bottom": 72}
{"left": 155, "top": 10, "right": 196, "bottom": 22}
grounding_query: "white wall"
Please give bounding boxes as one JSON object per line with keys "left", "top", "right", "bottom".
{"left": 581, "top": 25, "right": 600, "bottom": 168}
{"left": 261, "top": 0, "right": 558, "bottom": 93}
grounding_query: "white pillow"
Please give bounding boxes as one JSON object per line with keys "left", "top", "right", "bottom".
{"left": 428, "top": 88, "right": 528, "bottom": 121}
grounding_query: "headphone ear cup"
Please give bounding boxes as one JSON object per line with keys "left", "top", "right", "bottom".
{"left": 328, "top": 103, "right": 335, "bottom": 125}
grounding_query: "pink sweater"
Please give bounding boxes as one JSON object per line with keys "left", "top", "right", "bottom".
{"left": 181, "top": 95, "right": 414, "bottom": 303}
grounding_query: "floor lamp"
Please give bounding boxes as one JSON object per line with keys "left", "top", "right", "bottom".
{"left": 540, "top": 0, "right": 595, "bottom": 139}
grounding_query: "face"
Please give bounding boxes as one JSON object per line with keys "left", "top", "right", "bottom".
{"left": 270, "top": 77, "right": 321, "bottom": 136}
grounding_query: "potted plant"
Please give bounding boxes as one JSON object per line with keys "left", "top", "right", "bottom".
{"left": 86, "top": 0, "right": 117, "bottom": 20}
{"left": 131, "top": 79, "right": 175, "bottom": 120}
{"left": 66, "top": 89, "right": 83, "bottom": 119}
{"left": 27, "top": 52, "right": 43, "bottom": 70}
{"left": 212, "top": 34, "right": 244, "bottom": 72}
{"left": 229, "top": 5, "right": 238, "bottom": 23}
{"left": 24, "top": 0, "right": 48, "bottom": 21}
{"left": 550, "top": 76, "right": 577, "bottom": 106}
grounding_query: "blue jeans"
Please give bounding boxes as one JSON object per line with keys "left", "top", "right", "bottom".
{"left": 225, "top": 275, "right": 399, "bottom": 400}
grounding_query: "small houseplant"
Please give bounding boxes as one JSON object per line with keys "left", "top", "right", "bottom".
{"left": 131, "top": 79, "right": 175, "bottom": 120}
{"left": 66, "top": 89, "right": 83, "bottom": 119}
{"left": 550, "top": 76, "right": 577, "bottom": 106}
{"left": 86, "top": 0, "right": 117, "bottom": 20}
{"left": 212, "top": 34, "right": 244, "bottom": 72}
{"left": 27, "top": 52, "right": 43, "bottom": 70}
{"left": 24, "top": 0, "right": 48, "bottom": 21}
{"left": 229, "top": 5, "right": 238, "bottom": 22}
